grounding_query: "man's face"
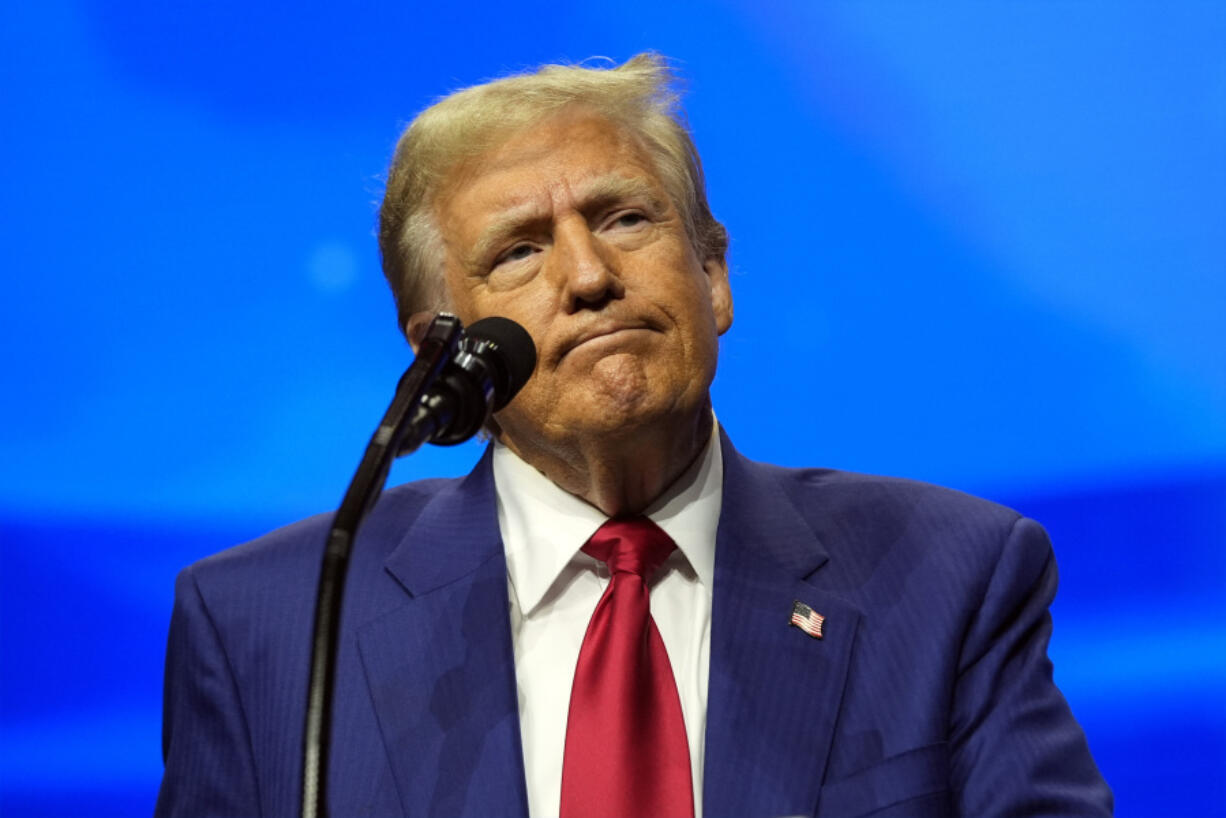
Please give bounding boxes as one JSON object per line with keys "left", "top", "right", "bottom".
{"left": 432, "top": 108, "right": 733, "bottom": 455}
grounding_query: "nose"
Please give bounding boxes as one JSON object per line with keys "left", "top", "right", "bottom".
{"left": 551, "top": 217, "right": 624, "bottom": 312}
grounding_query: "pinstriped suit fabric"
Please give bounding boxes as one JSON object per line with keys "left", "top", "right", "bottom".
{"left": 157, "top": 432, "right": 1110, "bottom": 817}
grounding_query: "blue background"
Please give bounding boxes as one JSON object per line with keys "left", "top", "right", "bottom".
{"left": 2, "top": 2, "right": 1223, "bottom": 815}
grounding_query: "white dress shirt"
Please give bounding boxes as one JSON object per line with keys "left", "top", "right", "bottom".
{"left": 493, "top": 427, "right": 722, "bottom": 818}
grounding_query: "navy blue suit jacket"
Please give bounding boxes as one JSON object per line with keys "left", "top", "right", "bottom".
{"left": 157, "top": 433, "right": 1111, "bottom": 816}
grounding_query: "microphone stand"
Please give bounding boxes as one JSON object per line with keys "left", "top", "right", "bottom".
{"left": 300, "top": 314, "right": 463, "bottom": 818}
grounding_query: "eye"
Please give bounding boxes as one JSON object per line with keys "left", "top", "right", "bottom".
{"left": 496, "top": 243, "right": 538, "bottom": 266}
{"left": 607, "top": 211, "right": 647, "bottom": 230}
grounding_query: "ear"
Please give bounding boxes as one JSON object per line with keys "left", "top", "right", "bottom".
{"left": 703, "top": 256, "right": 734, "bottom": 335}
{"left": 405, "top": 311, "right": 437, "bottom": 353}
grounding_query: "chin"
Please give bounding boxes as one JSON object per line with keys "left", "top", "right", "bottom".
{"left": 576, "top": 391, "right": 699, "bottom": 437}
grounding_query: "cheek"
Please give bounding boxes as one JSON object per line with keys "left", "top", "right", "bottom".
{"left": 477, "top": 299, "right": 559, "bottom": 367}
{"left": 439, "top": 268, "right": 478, "bottom": 320}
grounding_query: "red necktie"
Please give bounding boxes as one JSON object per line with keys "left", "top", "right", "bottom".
{"left": 559, "top": 517, "right": 695, "bottom": 818}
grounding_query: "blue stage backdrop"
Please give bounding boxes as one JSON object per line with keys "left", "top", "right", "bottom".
{"left": 2, "top": 2, "right": 1223, "bottom": 816}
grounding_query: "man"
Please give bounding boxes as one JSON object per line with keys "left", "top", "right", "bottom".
{"left": 157, "top": 54, "right": 1112, "bottom": 817}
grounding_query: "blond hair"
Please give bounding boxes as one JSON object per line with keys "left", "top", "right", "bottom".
{"left": 377, "top": 53, "right": 728, "bottom": 333}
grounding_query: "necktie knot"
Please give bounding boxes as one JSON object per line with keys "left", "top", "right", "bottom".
{"left": 582, "top": 517, "right": 676, "bottom": 580}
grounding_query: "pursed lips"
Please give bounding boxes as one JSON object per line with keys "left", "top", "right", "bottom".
{"left": 556, "top": 322, "right": 655, "bottom": 361}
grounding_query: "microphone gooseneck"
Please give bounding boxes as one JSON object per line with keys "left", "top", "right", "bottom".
{"left": 301, "top": 314, "right": 535, "bottom": 818}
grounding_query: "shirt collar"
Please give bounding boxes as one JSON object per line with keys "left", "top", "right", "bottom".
{"left": 493, "top": 422, "right": 723, "bottom": 617}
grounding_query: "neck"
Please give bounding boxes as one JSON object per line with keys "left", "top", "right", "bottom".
{"left": 501, "top": 406, "right": 715, "bottom": 517}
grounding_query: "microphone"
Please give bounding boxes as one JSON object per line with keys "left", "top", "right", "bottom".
{"left": 406, "top": 316, "right": 537, "bottom": 447}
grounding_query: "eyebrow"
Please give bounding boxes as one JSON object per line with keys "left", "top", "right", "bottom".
{"left": 577, "top": 174, "right": 669, "bottom": 216}
{"left": 469, "top": 173, "right": 669, "bottom": 264}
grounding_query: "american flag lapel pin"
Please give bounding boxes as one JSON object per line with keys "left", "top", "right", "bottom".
{"left": 789, "top": 600, "right": 825, "bottom": 639}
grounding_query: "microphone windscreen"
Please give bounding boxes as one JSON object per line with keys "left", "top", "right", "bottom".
{"left": 465, "top": 317, "right": 537, "bottom": 409}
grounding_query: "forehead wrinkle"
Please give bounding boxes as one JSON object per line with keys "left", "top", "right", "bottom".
{"left": 466, "top": 169, "right": 666, "bottom": 265}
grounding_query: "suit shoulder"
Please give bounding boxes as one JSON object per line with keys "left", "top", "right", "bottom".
{"left": 180, "top": 474, "right": 459, "bottom": 593}
{"left": 743, "top": 462, "right": 1055, "bottom": 630}
{"left": 747, "top": 461, "right": 1042, "bottom": 577}
{"left": 763, "top": 462, "right": 1020, "bottom": 527}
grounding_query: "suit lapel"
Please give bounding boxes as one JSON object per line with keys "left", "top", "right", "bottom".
{"left": 704, "top": 434, "right": 862, "bottom": 818}
{"left": 349, "top": 434, "right": 859, "bottom": 817}
{"left": 355, "top": 450, "right": 529, "bottom": 817}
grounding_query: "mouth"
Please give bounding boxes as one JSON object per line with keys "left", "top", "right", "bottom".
{"left": 558, "top": 322, "right": 655, "bottom": 361}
